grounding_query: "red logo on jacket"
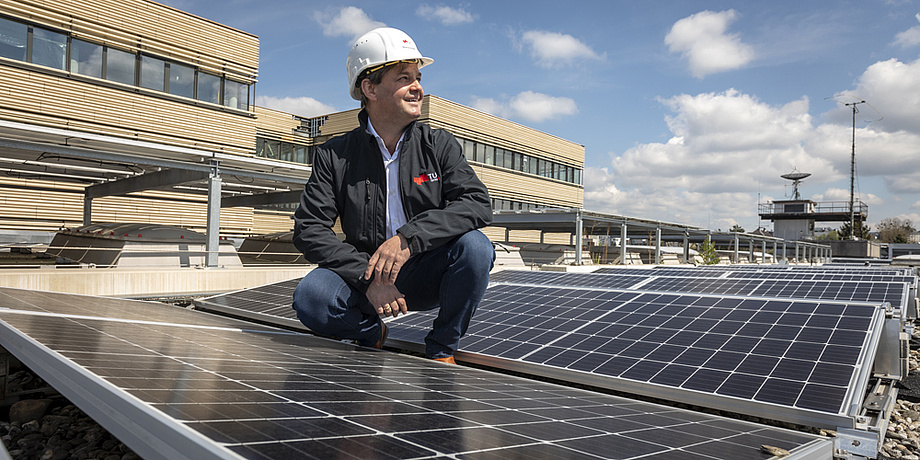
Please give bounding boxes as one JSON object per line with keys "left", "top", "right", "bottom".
{"left": 413, "top": 172, "right": 440, "bottom": 185}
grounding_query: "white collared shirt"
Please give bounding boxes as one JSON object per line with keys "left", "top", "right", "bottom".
{"left": 367, "top": 120, "right": 408, "bottom": 240}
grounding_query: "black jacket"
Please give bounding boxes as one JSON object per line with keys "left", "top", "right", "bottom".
{"left": 292, "top": 110, "right": 492, "bottom": 292}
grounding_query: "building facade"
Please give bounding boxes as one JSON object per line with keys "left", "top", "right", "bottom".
{"left": 0, "top": 0, "right": 583, "bottom": 244}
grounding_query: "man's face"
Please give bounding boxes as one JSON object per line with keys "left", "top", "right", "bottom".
{"left": 366, "top": 62, "right": 424, "bottom": 125}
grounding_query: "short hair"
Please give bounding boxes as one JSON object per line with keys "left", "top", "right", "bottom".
{"left": 357, "top": 66, "right": 387, "bottom": 109}
{"left": 356, "top": 60, "right": 419, "bottom": 108}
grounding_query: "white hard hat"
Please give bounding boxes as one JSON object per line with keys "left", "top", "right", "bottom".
{"left": 346, "top": 27, "right": 433, "bottom": 100}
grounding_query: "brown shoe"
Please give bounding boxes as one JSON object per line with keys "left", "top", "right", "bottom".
{"left": 372, "top": 320, "right": 388, "bottom": 349}
{"left": 432, "top": 356, "right": 456, "bottom": 364}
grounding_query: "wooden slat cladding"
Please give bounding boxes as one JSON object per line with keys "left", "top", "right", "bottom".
{"left": 318, "top": 108, "right": 361, "bottom": 139}
{"left": 0, "top": 65, "right": 256, "bottom": 155}
{"left": 472, "top": 164, "right": 583, "bottom": 209}
{"left": 424, "top": 96, "right": 583, "bottom": 167}
{"left": 0, "top": 0, "right": 258, "bottom": 78}
{"left": 255, "top": 106, "right": 308, "bottom": 144}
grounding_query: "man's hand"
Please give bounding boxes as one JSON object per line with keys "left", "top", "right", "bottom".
{"left": 366, "top": 282, "right": 407, "bottom": 318}
{"left": 365, "top": 234, "right": 411, "bottom": 286}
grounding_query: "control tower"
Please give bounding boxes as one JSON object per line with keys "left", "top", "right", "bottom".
{"left": 759, "top": 171, "right": 868, "bottom": 241}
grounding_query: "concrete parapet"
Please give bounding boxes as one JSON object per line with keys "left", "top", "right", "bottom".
{"left": 0, "top": 266, "right": 313, "bottom": 298}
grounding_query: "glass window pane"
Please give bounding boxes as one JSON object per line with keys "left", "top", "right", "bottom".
{"left": 168, "top": 62, "right": 195, "bottom": 98}
{"left": 70, "top": 38, "right": 102, "bottom": 78}
{"left": 256, "top": 138, "right": 265, "bottom": 157}
{"left": 504, "top": 150, "right": 513, "bottom": 169}
{"left": 280, "top": 142, "right": 293, "bottom": 161}
{"left": 484, "top": 145, "right": 495, "bottom": 166}
{"left": 140, "top": 55, "right": 165, "bottom": 91}
{"left": 575, "top": 168, "right": 582, "bottom": 185}
{"left": 267, "top": 140, "right": 281, "bottom": 159}
{"left": 521, "top": 155, "right": 530, "bottom": 174}
{"left": 463, "top": 139, "right": 475, "bottom": 162}
{"left": 0, "top": 18, "right": 27, "bottom": 61}
{"left": 479, "top": 144, "right": 491, "bottom": 165}
{"left": 32, "top": 27, "right": 66, "bottom": 69}
{"left": 197, "top": 71, "right": 221, "bottom": 104}
{"left": 293, "top": 145, "right": 307, "bottom": 163}
{"left": 224, "top": 79, "right": 248, "bottom": 110}
{"left": 105, "top": 47, "right": 135, "bottom": 85}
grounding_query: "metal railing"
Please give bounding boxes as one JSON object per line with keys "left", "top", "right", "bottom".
{"left": 758, "top": 200, "right": 868, "bottom": 218}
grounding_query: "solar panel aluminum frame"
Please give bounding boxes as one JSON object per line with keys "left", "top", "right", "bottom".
{"left": 387, "top": 291, "right": 888, "bottom": 432}
{"left": 0, "top": 316, "right": 245, "bottom": 460}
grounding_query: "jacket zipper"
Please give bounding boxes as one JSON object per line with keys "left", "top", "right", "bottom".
{"left": 363, "top": 178, "right": 370, "bottom": 241}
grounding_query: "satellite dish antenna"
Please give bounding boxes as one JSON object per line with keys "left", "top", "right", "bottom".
{"left": 780, "top": 170, "right": 810, "bottom": 200}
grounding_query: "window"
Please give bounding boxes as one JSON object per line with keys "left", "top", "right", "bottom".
{"left": 104, "top": 46, "right": 135, "bottom": 85}
{"left": 478, "top": 143, "right": 490, "bottom": 165}
{"left": 257, "top": 138, "right": 281, "bottom": 159}
{"left": 280, "top": 142, "right": 293, "bottom": 162}
{"left": 293, "top": 145, "right": 311, "bottom": 164}
{"left": 462, "top": 139, "right": 475, "bottom": 162}
{"left": 197, "top": 71, "right": 221, "bottom": 104}
{"left": 140, "top": 55, "right": 165, "bottom": 91}
{"left": 574, "top": 168, "right": 582, "bottom": 185}
{"left": 32, "top": 27, "right": 66, "bottom": 70}
{"left": 0, "top": 18, "right": 27, "bottom": 61}
{"left": 70, "top": 38, "right": 102, "bottom": 78}
{"left": 224, "top": 78, "right": 248, "bottom": 110}
{"left": 484, "top": 145, "right": 495, "bottom": 166}
{"left": 168, "top": 62, "right": 194, "bottom": 98}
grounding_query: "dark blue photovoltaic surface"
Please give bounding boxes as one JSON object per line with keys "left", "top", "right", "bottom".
{"left": 0, "top": 288, "right": 831, "bottom": 459}
{"left": 387, "top": 283, "right": 881, "bottom": 421}
{"left": 492, "top": 269, "right": 907, "bottom": 307}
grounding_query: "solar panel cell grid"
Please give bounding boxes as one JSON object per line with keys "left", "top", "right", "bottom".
{"left": 493, "top": 270, "right": 907, "bottom": 309}
{"left": 387, "top": 282, "right": 881, "bottom": 425}
{"left": 0, "top": 298, "right": 832, "bottom": 460}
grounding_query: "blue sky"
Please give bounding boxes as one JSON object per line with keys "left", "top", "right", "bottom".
{"left": 165, "top": 0, "right": 920, "bottom": 234}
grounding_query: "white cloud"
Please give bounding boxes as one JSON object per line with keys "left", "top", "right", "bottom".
{"left": 471, "top": 91, "right": 577, "bottom": 123}
{"left": 825, "top": 58, "right": 920, "bottom": 134}
{"left": 416, "top": 4, "right": 474, "bottom": 25}
{"left": 665, "top": 10, "right": 754, "bottom": 78}
{"left": 256, "top": 96, "right": 335, "bottom": 117}
{"left": 584, "top": 89, "right": 836, "bottom": 226}
{"left": 892, "top": 14, "right": 920, "bottom": 48}
{"left": 520, "top": 30, "right": 603, "bottom": 68}
{"left": 313, "top": 6, "right": 385, "bottom": 39}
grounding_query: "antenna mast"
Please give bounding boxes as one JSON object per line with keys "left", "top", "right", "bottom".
{"left": 845, "top": 100, "right": 865, "bottom": 237}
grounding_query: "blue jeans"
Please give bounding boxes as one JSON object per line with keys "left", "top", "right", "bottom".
{"left": 292, "top": 230, "right": 495, "bottom": 359}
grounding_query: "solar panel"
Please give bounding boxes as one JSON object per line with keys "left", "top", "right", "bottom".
{"left": 649, "top": 265, "right": 914, "bottom": 276}
{"left": 385, "top": 283, "right": 887, "bottom": 430}
{"left": 192, "top": 271, "right": 894, "bottom": 429}
{"left": 0, "top": 287, "right": 833, "bottom": 460}
{"left": 595, "top": 267, "right": 916, "bottom": 284}
{"left": 494, "top": 270, "right": 910, "bottom": 309}
{"left": 194, "top": 278, "right": 305, "bottom": 330}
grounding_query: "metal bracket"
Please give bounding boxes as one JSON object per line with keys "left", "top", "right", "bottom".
{"left": 835, "top": 427, "right": 878, "bottom": 458}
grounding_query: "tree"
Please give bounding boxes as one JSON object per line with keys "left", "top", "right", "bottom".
{"left": 839, "top": 221, "right": 872, "bottom": 240}
{"left": 877, "top": 217, "right": 916, "bottom": 243}
{"left": 729, "top": 224, "right": 745, "bottom": 233}
{"left": 815, "top": 230, "right": 841, "bottom": 241}
{"left": 698, "top": 236, "right": 720, "bottom": 265}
